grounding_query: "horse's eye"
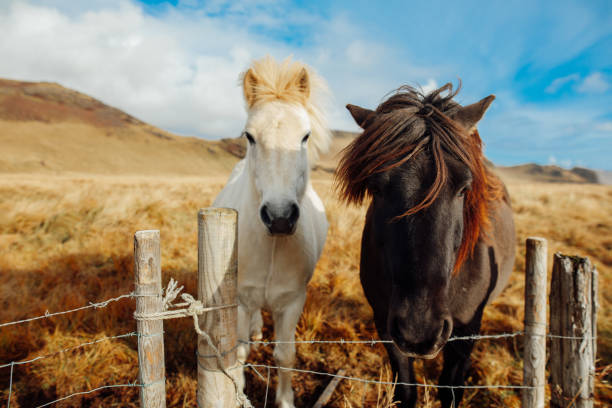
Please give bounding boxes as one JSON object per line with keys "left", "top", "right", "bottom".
{"left": 244, "top": 132, "right": 255, "bottom": 145}
{"left": 458, "top": 186, "right": 470, "bottom": 197}
{"left": 302, "top": 132, "right": 311, "bottom": 143}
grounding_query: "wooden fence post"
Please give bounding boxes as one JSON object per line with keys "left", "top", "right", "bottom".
{"left": 197, "top": 208, "right": 239, "bottom": 407}
{"left": 134, "top": 230, "right": 166, "bottom": 408}
{"left": 550, "top": 254, "right": 598, "bottom": 408}
{"left": 523, "top": 237, "right": 547, "bottom": 408}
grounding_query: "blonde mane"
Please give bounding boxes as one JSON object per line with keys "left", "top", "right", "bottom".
{"left": 241, "top": 56, "right": 332, "bottom": 160}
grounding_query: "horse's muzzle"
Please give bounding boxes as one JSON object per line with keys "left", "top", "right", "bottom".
{"left": 390, "top": 315, "right": 452, "bottom": 359}
{"left": 260, "top": 201, "right": 300, "bottom": 235}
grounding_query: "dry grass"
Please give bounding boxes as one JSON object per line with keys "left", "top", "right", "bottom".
{"left": 0, "top": 173, "right": 610, "bottom": 407}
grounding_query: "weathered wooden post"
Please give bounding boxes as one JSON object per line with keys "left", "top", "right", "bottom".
{"left": 197, "top": 208, "right": 239, "bottom": 407}
{"left": 549, "top": 254, "right": 598, "bottom": 408}
{"left": 523, "top": 237, "right": 547, "bottom": 408}
{"left": 134, "top": 230, "right": 166, "bottom": 408}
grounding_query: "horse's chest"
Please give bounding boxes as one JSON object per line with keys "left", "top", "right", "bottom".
{"left": 237, "top": 230, "right": 314, "bottom": 309}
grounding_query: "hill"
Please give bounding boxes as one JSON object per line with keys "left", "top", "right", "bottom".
{"left": 495, "top": 163, "right": 601, "bottom": 184}
{"left": 0, "top": 78, "right": 605, "bottom": 184}
{"left": 0, "top": 79, "right": 238, "bottom": 176}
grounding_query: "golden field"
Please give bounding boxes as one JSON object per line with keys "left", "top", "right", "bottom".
{"left": 0, "top": 173, "right": 610, "bottom": 407}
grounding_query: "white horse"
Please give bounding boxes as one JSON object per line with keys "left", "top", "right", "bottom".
{"left": 213, "top": 56, "right": 331, "bottom": 408}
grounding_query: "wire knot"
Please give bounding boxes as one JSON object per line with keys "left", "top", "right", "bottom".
{"left": 183, "top": 294, "right": 203, "bottom": 315}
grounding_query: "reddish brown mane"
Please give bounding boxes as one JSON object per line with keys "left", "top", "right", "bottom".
{"left": 335, "top": 84, "right": 505, "bottom": 273}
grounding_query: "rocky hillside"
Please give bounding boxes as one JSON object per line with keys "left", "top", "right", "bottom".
{"left": 495, "top": 163, "right": 600, "bottom": 184}
{"left": 0, "top": 79, "right": 238, "bottom": 175}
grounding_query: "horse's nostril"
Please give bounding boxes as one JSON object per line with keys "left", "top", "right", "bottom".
{"left": 288, "top": 203, "right": 300, "bottom": 224}
{"left": 260, "top": 205, "right": 272, "bottom": 226}
{"left": 440, "top": 317, "right": 453, "bottom": 341}
{"left": 260, "top": 202, "right": 299, "bottom": 235}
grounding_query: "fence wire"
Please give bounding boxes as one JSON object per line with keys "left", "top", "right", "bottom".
{"left": 241, "top": 359, "right": 540, "bottom": 408}
{"left": 0, "top": 331, "right": 163, "bottom": 369}
{"left": 243, "top": 330, "right": 526, "bottom": 347}
{"left": 1, "top": 284, "right": 597, "bottom": 407}
{"left": 241, "top": 329, "right": 595, "bottom": 347}
{"left": 34, "top": 380, "right": 163, "bottom": 408}
{"left": 0, "top": 291, "right": 147, "bottom": 328}
{"left": 1, "top": 291, "right": 145, "bottom": 407}
{"left": 243, "top": 362, "right": 542, "bottom": 390}
{"left": 235, "top": 329, "right": 595, "bottom": 407}
{"left": 234, "top": 332, "right": 538, "bottom": 407}
{"left": 3, "top": 330, "right": 166, "bottom": 407}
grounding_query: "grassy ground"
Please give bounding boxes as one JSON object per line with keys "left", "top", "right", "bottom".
{"left": 0, "top": 174, "right": 610, "bottom": 407}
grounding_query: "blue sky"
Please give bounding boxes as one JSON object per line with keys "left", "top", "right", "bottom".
{"left": 1, "top": 0, "right": 611, "bottom": 169}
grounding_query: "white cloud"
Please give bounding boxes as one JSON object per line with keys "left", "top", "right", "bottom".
{"left": 420, "top": 79, "right": 438, "bottom": 95}
{"left": 545, "top": 73, "right": 579, "bottom": 93}
{"left": 0, "top": 1, "right": 257, "bottom": 138}
{"left": 0, "top": 1, "right": 439, "bottom": 138}
{"left": 576, "top": 72, "right": 610, "bottom": 94}
{"left": 477, "top": 91, "right": 612, "bottom": 170}
{"left": 595, "top": 121, "right": 612, "bottom": 132}
{"left": 344, "top": 40, "right": 387, "bottom": 67}
{"left": 546, "top": 156, "right": 572, "bottom": 168}
{"left": 545, "top": 72, "right": 610, "bottom": 95}
{"left": 2, "top": 1, "right": 607, "bottom": 172}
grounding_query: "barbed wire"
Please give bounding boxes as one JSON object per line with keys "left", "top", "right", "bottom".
{"left": 0, "top": 331, "right": 162, "bottom": 369}
{"left": 242, "top": 362, "right": 542, "bottom": 390}
{"left": 1, "top": 279, "right": 246, "bottom": 408}
{"left": 0, "top": 277, "right": 597, "bottom": 407}
{"left": 2, "top": 331, "right": 164, "bottom": 408}
{"left": 34, "top": 380, "right": 164, "bottom": 408}
{"left": 0, "top": 291, "right": 151, "bottom": 328}
{"left": 242, "top": 329, "right": 595, "bottom": 347}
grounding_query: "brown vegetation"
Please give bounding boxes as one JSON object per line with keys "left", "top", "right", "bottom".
{"left": 0, "top": 174, "right": 610, "bottom": 407}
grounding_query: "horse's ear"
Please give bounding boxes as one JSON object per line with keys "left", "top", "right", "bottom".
{"left": 295, "top": 67, "right": 310, "bottom": 98}
{"left": 346, "top": 104, "right": 374, "bottom": 129}
{"left": 243, "top": 68, "right": 259, "bottom": 108}
{"left": 454, "top": 95, "right": 495, "bottom": 132}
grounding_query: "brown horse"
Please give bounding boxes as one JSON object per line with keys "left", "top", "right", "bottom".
{"left": 336, "top": 84, "right": 515, "bottom": 407}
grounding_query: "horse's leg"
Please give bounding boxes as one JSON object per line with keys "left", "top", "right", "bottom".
{"left": 236, "top": 303, "right": 252, "bottom": 393}
{"left": 272, "top": 293, "right": 306, "bottom": 408}
{"left": 374, "top": 308, "right": 417, "bottom": 407}
{"left": 383, "top": 342, "right": 417, "bottom": 408}
{"left": 438, "top": 310, "right": 483, "bottom": 408}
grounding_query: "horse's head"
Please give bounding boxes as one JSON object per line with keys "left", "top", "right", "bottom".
{"left": 241, "top": 57, "right": 330, "bottom": 235}
{"left": 337, "top": 84, "right": 502, "bottom": 358}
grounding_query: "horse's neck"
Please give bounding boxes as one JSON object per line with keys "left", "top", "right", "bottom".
{"left": 237, "top": 160, "right": 261, "bottom": 217}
